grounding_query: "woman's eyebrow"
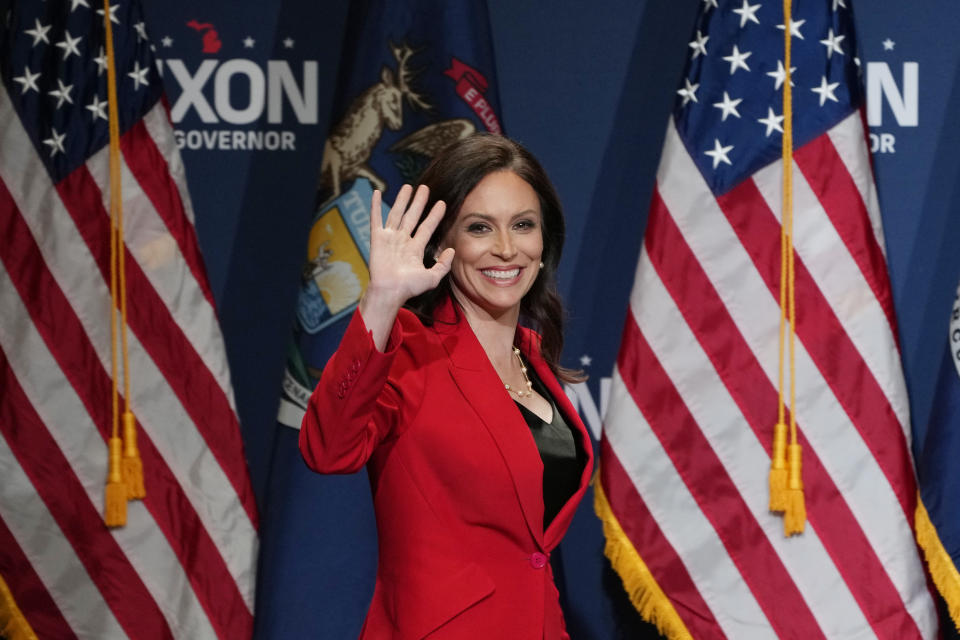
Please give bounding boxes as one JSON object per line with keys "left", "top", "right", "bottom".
{"left": 460, "top": 210, "right": 538, "bottom": 221}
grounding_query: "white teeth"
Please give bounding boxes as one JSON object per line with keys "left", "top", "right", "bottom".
{"left": 481, "top": 268, "right": 520, "bottom": 280}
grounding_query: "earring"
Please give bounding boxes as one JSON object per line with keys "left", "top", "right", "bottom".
{"left": 539, "top": 261, "right": 544, "bottom": 269}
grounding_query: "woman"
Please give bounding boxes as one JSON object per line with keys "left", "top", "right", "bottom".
{"left": 300, "top": 134, "right": 593, "bottom": 639}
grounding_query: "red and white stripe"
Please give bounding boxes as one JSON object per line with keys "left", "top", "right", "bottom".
{"left": 0, "top": 83, "right": 258, "bottom": 639}
{"left": 600, "top": 114, "right": 937, "bottom": 639}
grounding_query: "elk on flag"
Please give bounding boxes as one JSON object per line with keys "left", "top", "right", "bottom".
{"left": 254, "top": 1, "right": 504, "bottom": 637}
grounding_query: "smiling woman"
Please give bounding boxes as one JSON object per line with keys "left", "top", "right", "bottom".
{"left": 440, "top": 171, "right": 544, "bottom": 322}
{"left": 442, "top": 170, "right": 543, "bottom": 317}
{"left": 408, "top": 134, "right": 580, "bottom": 386}
{"left": 299, "top": 133, "right": 592, "bottom": 639}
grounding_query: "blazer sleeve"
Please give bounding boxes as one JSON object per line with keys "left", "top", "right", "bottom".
{"left": 299, "top": 308, "right": 416, "bottom": 474}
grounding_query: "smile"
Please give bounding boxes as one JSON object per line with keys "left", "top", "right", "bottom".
{"left": 480, "top": 267, "right": 522, "bottom": 281}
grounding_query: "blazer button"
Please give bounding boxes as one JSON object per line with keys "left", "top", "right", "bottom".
{"left": 530, "top": 552, "right": 547, "bottom": 569}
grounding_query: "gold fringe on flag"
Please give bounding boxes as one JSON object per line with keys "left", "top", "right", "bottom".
{"left": 594, "top": 478, "right": 693, "bottom": 640}
{"left": 0, "top": 572, "right": 39, "bottom": 640}
{"left": 916, "top": 497, "right": 960, "bottom": 631}
{"left": 102, "top": 0, "right": 144, "bottom": 527}
{"left": 770, "top": 0, "right": 805, "bottom": 536}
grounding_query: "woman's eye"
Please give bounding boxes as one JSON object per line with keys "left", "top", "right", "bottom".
{"left": 467, "top": 223, "right": 490, "bottom": 233}
{"left": 514, "top": 219, "right": 536, "bottom": 230}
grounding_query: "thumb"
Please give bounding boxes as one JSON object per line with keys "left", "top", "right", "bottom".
{"left": 431, "top": 247, "right": 455, "bottom": 279}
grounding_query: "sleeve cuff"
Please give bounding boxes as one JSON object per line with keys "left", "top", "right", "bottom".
{"left": 351, "top": 306, "right": 404, "bottom": 357}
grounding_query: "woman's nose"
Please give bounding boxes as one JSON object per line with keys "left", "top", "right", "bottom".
{"left": 493, "top": 230, "right": 517, "bottom": 259}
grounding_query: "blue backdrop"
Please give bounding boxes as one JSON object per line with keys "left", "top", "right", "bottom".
{"left": 140, "top": 0, "right": 960, "bottom": 636}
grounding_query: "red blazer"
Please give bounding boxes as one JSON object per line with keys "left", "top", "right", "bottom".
{"left": 300, "top": 296, "right": 594, "bottom": 639}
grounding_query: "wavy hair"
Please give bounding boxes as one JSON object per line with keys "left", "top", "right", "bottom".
{"left": 406, "top": 133, "right": 583, "bottom": 383}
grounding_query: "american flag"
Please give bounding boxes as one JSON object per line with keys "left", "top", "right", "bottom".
{"left": 596, "top": 0, "right": 938, "bottom": 637}
{"left": 0, "top": 1, "right": 258, "bottom": 638}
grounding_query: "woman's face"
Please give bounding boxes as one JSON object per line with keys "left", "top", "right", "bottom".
{"left": 440, "top": 170, "right": 544, "bottom": 321}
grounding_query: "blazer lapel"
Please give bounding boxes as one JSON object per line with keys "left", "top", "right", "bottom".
{"left": 518, "top": 328, "right": 595, "bottom": 550}
{"left": 433, "top": 298, "right": 546, "bottom": 548}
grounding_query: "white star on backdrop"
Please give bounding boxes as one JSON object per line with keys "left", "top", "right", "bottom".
{"left": 689, "top": 30, "right": 709, "bottom": 58}
{"left": 702, "top": 0, "right": 719, "bottom": 8}
{"left": 580, "top": 355, "right": 592, "bottom": 367}
{"left": 243, "top": 36, "right": 255, "bottom": 48}
{"left": 93, "top": 46, "right": 108, "bottom": 75}
{"left": 722, "top": 44, "right": 752, "bottom": 74}
{"left": 86, "top": 95, "right": 108, "bottom": 121}
{"left": 128, "top": 60, "right": 150, "bottom": 90}
{"left": 96, "top": 3, "right": 119, "bottom": 24}
{"left": 283, "top": 37, "right": 294, "bottom": 48}
{"left": 24, "top": 19, "right": 51, "bottom": 46}
{"left": 832, "top": 0, "right": 846, "bottom": 9}
{"left": 677, "top": 78, "right": 699, "bottom": 106}
{"left": 820, "top": 28, "right": 845, "bottom": 58}
{"left": 161, "top": 36, "right": 173, "bottom": 47}
{"left": 766, "top": 60, "right": 796, "bottom": 90}
{"left": 133, "top": 21, "right": 148, "bottom": 41}
{"left": 713, "top": 91, "right": 743, "bottom": 121}
{"left": 48, "top": 79, "right": 74, "bottom": 108}
{"left": 732, "top": 0, "right": 761, "bottom": 28}
{"left": 812, "top": 75, "right": 840, "bottom": 106}
{"left": 777, "top": 18, "right": 805, "bottom": 40}
{"left": 70, "top": 0, "right": 89, "bottom": 10}
{"left": 705, "top": 138, "right": 733, "bottom": 169}
{"left": 43, "top": 129, "right": 67, "bottom": 157}
{"left": 758, "top": 107, "right": 785, "bottom": 136}
{"left": 13, "top": 68, "right": 41, "bottom": 95}
{"left": 55, "top": 30, "right": 82, "bottom": 60}
{"left": 882, "top": 38, "right": 895, "bottom": 51}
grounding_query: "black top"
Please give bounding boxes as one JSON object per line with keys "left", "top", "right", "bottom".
{"left": 514, "top": 366, "right": 586, "bottom": 530}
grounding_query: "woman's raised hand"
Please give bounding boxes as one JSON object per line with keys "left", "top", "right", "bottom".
{"left": 359, "top": 184, "right": 455, "bottom": 349}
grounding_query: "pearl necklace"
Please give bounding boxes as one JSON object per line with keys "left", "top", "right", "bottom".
{"left": 504, "top": 347, "right": 534, "bottom": 398}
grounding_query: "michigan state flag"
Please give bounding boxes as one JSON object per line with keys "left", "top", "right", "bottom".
{"left": 254, "top": 2, "right": 503, "bottom": 637}
{"left": 916, "top": 279, "right": 960, "bottom": 632}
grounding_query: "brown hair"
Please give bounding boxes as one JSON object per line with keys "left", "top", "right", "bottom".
{"left": 406, "top": 133, "right": 583, "bottom": 383}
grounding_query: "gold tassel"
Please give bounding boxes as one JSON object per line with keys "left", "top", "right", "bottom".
{"left": 122, "top": 411, "right": 145, "bottom": 499}
{"left": 768, "top": 422, "right": 788, "bottom": 512}
{"left": 783, "top": 443, "right": 805, "bottom": 535}
{"left": 105, "top": 436, "right": 127, "bottom": 527}
{"left": 0, "top": 571, "right": 39, "bottom": 640}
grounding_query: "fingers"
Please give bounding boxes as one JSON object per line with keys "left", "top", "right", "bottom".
{"left": 431, "top": 247, "right": 456, "bottom": 282}
{"left": 413, "top": 199, "right": 446, "bottom": 247}
{"left": 399, "top": 184, "right": 430, "bottom": 234}
{"left": 383, "top": 184, "right": 413, "bottom": 229}
{"left": 369, "top": 189, "right": 382, "bottom": 236}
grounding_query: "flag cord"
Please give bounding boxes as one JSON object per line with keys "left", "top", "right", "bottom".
{"left": 769, "top": 0, "right": 805, "bottom": 536}
{"left": 103, "top": 0, "right": 144, "bottom": 528}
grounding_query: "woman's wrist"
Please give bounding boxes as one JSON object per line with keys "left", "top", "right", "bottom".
{"left": 358, "top": 287, "right": 405, "bottom": 352}
{"left": 360, "top": 284, "right": 406, "bottom": 316}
